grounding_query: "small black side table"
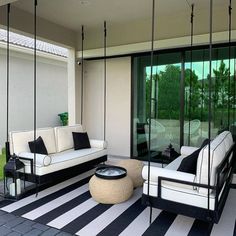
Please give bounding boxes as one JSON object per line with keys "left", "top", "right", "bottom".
{"left": 4, "top": 154, "right": 25, "bottom": 200}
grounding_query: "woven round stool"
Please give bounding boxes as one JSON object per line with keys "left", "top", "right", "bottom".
{"left": 89, "top": 175, "right": 133, "bottom": 204}
{"left": 117, "top": 159, "right": 144, "bottom": 188}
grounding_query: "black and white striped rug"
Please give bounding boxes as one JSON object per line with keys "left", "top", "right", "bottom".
{"left": 0, "top": 169, "right": 235, "bottom": 236}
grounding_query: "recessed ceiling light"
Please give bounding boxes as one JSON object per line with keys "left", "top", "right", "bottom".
{"left": 80, "top": 0, "right": 90, "bottom": 6}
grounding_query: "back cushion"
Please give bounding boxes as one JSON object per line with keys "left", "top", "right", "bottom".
{"left": 55, "top": 125, "right": 83, "bottom": 152}
{"left": 10, "top": 128, "right": 56, "bottom": 155}
{"left": 36, "top": 128, "right": 57, "bottom": 154}
{"left": 195, "top": 131, "right": 233, "bottom": 194}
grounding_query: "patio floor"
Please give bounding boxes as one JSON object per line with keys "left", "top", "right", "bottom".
{"left": 0, "top": 167, "right": 235, "bottom": 236}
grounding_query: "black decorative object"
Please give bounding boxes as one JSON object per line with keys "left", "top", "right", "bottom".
{"left": 95, "top": 165, "right": 127, "bottom": 179}
{"left": 162, "top": 144, "right": 179, "bottom": 162}
{"left": 4, "top": 154, "right": 25, "bottom": 199}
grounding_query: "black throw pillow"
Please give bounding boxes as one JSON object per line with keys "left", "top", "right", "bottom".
{"left": 73, "top": 132, "right": 91, "bottom": 150}
{"left": 28, "top": 136, "right": 48, "bottom": 155}
{"left": 177, "top": 139, "right": 211, "bottom": 174}
{"left": 177, "top": 148, "right": 200, "bottom": 174}
{"left": 200, "top": 138, "right": 211, "bottom": 148}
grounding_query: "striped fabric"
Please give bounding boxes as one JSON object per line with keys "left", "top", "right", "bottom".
{"left": 0, "top": 170, "right": 235, "bottom": 236}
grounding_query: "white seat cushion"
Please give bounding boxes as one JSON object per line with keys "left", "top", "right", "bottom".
{"left": 143, "top": 181, "right": 216, "bottom": 210}
{"left": 50, "top": 147, "right": 104, "bottom": 164}
{"left": 23, "top": 148, "right": 107, "bottom": 176}
{"left": 55, "top": 124, "right": 83, "bottom": 152}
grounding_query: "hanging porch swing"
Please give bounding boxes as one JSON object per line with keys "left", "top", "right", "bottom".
{"left": 142, "top": 0, "right": 235, "bottom": 224}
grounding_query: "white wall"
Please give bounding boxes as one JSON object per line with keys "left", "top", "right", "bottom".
{"left": 83, "top": 57, "right": 131, "bottom": 157}
{"left": 0, "top": 48, "right": 68, "bottom": 147}
{"left": 83, "top": 60, "right": 104, "bottom": 140}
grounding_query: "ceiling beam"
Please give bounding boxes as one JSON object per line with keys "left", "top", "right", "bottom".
{"left": 0, "top": 0, "right": 18, "bottom": 7}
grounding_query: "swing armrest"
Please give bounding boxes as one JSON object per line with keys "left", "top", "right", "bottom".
{"left": 142, "top": 165, "right": 195, "bottom": 184}
{"left": 18, "top": 152, "right": 51, "bottom": 167}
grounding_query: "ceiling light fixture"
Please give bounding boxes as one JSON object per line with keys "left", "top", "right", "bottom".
{"left": 80, "top": 0, "right": 90, "bottom": 6}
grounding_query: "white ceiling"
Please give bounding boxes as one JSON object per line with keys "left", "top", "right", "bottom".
{"left": 12, "top": 0, "right": 228, "bottom": 32}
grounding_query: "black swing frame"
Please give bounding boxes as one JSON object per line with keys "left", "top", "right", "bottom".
{"left": 17, "top": 155, "right": 107, "bottom": 186}
{"left": 142, "top": 143, "right": 235, "bottom": 223}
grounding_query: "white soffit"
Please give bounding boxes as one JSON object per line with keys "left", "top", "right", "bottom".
{"left": 77, "top": 30, "right": 236, "bottom": 59}
{"left": 0, "top": 0, "right": 18, "bottom": 6}
{"left": 13, "top": 0, "right": 226, "bottom": 32}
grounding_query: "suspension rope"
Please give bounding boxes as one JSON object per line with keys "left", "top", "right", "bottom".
{"left": 147, "top": 0, "right": 155, "bottom": 225}
{"left": 81, "top": 25, "right": 84, "bottom": 125}
{"left": 104, "top": 21, "right": 107, "bottom": 140}
{"left": 33, "top": 0, "right": 37, "bottom": 177}
{"left": 200, "top": 49, "right": 205, "bottom": 137}
{"left": 5, "top": 4, "right": 11, "bottom": 161}
{"left": 188, "top": 4, "right": 194, "bottom": 145}
{"left": 228, "top": 0, "right": 232, "bottom": 129}
{"left": 234, "top": 50, "right": 236, "bottom": 125}
{"left": 207, "top": 0, "right": 213, "bottom": 217}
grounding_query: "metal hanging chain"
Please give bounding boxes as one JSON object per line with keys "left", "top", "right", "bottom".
{"left": 147, "top": 0, "right": 155, "bottom": 225}
{"left": 33, "top": 0, "right": 38, "bottom": 177}
{"left": 5, "top": 4, "right": 11, "bottom": 161}
{"left": 104, "top": 21, "right": 107, "bottom": 141}
{"left": 227, "top": 0, "right": 232, "bottom": 129}
{"left": 234, "top": 51, "right": 236, "bottom": 124}
{"left": 81, "top": 25, "right": 84, "bottom": 125}
{"left": 188, "top": 4, "right": 194, "bottom": 145}
{"left": 200, "top": 49, "right": 205, "bottom": 135}
{"left": 207, "top": 0, "right": 213, "bottom": 218}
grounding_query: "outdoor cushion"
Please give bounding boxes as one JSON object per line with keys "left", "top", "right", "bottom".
{"left": 180, "top": 146, "right": 198, "bottom": 156}
{"left": 26, "top": 148, "right": 107, "bottom": 176}
{"left": 177, "top": 138, "right": 211, "bottom": 174}
{"left": 142, "top": 165, "right": 195, "bottom": 188}
{"left": 90, "top": 139, "right": 107, "bottom": 149}
{"left": 28, "top": 136, "right": 48, "bottom": 155}
{"left": 142, "top": 180, "right": 216, "bottom": 210}
{"left": 50, "top": 147, "right": 104, "bottom": 164}
{"left": 195, "top": 131, "right": 233, "bottom": 194}
{"left": 9, "top": 128, "right": 56, "bottom": 155}
{"left": 73, "top": 132, "right": 91, "bottom": 150}
{"left": 19, "top": 152, "right": 51, "bottom": 167}
{"left": 55, "top": 124, "right": 83, "bottom": 152}
{"left": 177, "top": 148, "right": 200, "bottom": 174}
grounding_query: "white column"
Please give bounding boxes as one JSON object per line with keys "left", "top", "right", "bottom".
{"left": 67, "top": 48, "right": 76, "bottom": 125}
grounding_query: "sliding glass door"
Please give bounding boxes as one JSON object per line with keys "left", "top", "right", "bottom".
{"left": 132, "top": 45, "right": 236, "bottom": 161}
{"left": 132, "top": 52, "right": 181, "bottom": 161}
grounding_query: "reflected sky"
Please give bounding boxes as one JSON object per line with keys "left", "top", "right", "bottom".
{"left": 146, "top": 59, "right": 236, "bottom": 79}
